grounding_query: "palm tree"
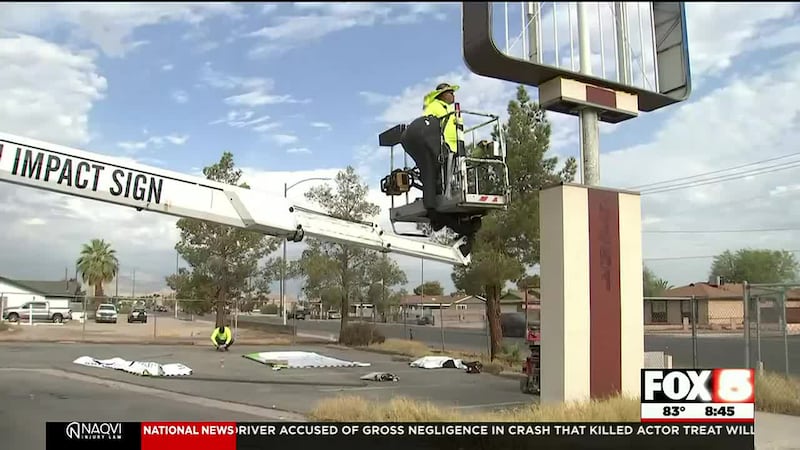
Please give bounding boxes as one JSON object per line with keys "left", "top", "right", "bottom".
{"left": 76, "top": 239, "right": 120, "bottom": 301}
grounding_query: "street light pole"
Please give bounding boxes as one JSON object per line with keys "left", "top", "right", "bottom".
{"left": 282, "top": 182, "right": 287, "bottom": 326}
{"left": 281, "top": 177, "right": 333, "bottom": 326}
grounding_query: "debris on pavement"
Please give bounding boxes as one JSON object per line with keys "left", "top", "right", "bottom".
{"left": 73, "top": 356, "right": 193, "bottom": 377}
{"left": 243, "top": 351, "right": 371, "bottom": 371}
{"left": 409, "top": 355, "right": 467, "bottom": 370}
{"left": 464, "top": 361, "right": 482, "bottom": 374}
{"left": 360, "top": 372, "right": 399, "bottom": 382}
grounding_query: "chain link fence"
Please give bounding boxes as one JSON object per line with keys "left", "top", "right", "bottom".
{"left": 645, "top": 291, "right": 800, "bottom": 413}
{"left": 0, "top": 294, "right": 299, "bottom": 343}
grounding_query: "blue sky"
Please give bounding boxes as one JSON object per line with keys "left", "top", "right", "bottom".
{"left": 0, "top": 2, "right": 799, "bottom": 298}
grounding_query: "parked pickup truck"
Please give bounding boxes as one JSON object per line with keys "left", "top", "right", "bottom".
{"left": 3, "top": 301, "right": 72, "bottom": 324}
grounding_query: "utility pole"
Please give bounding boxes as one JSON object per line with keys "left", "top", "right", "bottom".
{"left": 577, "top": 1, "right": 600, "bottom": 186}
{"left": 282, "top": 182, "right": 288, "bottom": 326}
{"left": 175, "top": 251, "right": 179, "bottom": 319}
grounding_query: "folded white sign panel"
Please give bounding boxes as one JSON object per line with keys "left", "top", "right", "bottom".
{"left": 243, "top": 351, "right": 370, "bottom": 370}
{"left": 73, "top": 356, "right": 192, "bottom": 377}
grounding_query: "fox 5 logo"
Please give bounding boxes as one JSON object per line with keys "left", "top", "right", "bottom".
{"left": 641, "top": 369, "right": 755, "bottom": 403}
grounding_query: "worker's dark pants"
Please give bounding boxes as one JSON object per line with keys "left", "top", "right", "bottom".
{"left": 400, "top": 115, "right": 444, "bottom": 210}
{"left": 215, "top": 338, "right": 233, "bottom": 350}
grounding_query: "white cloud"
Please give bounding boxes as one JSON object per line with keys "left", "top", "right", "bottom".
{"left": 286, "top": 147, "right": 311, "bottom": 154}
{"left": 161, "top": 63, "right": 174, "bottom": 71}
{"left": 201, "top": 63, "right": 304, "bottom": 107}
{"left": 271, "top": 134, "right": 299, "bottom": 146}
{"left": 244, "top": 2, "right": 452, "bottom": 57}
{"left": 224, "top": 91, "right": 305, "bottom": 107}
{"left": 211, "top": 110, "right": 275, "bottom": 130}
{"left": 171, "top": 90, "right": 189, "bottom": 104}
{"left": 0, "top": 33, "right": 107, "bottom": 147}
{"left": 117, "top": 134, "right": 189, "bottom": 152}
{"left": 311, "top": 122, "right": 332, "bottom": 130}
{"left": 1, "top": 3, "right": 242, "bottom": 57}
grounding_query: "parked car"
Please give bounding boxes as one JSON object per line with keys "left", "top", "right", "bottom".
{"left": 3, "top": 301, "right": 72, "bottom": 324}
{"left": 417, "top": 315, "right": 433, "bottom": 325}
{"left": 127, "top": 307, "right": 148, "bottom": 323}
{"left": 155, "top": 305, "right": 168, "bottom": 312}
{"left": 288, "top": 309, "right": 306, "bottom": 320}
{"left": 328, "top": 310, "right": 341, "bottom": 320}
{"left": 95, "top": 303, "right": 118, "bottom": 323}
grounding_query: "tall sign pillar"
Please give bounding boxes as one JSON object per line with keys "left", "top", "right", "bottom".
{"left": 539, "top": 184, "right": 643, "bottom": 402}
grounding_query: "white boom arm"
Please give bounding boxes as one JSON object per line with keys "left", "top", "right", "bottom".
{"left": 0, "top": 132, "right": 470, "bottom": 266}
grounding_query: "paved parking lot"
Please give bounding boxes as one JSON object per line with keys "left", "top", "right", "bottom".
{"left": 1, "top": 342, "right": 533, "bottom": 414}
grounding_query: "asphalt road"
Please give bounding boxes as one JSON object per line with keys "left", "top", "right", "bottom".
{"left": 0, "top": 368, "right": 275, "bottom": 449}
{"left": 240, "top": 315, "right": 800, "bottom": 375}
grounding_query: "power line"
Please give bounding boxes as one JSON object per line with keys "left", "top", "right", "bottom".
{"left": 643, "top": 249, "right": 800, "bottom": 262}
{"left": 643, "top": 226, "right": 800, "bottom": 234}
{"left": 628, "top": 151, "right": 800, "bottom": 190}
{"left": 640, "top": 161, "right": 800, "bottom": 195}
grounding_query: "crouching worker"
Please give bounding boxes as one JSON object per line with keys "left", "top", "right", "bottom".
{"left": 211, "top": 325, "right": 233, "bottom": 351}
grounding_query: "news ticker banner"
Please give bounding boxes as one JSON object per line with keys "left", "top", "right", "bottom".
{"left": 641, "top": 368, "right": 756, "bottom": 423}
{"left": 47, "top": 421, "right": 754, "bottom": 450}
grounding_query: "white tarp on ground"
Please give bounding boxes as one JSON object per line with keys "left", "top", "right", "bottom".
{"left": 73, "top": 356, "right": 193, "bottom": 377}
{"left": 409, "top": 356, "right": 467, "bottom": 369}
{"left": 243, "top": 351, "right": 371, "bottom": 370}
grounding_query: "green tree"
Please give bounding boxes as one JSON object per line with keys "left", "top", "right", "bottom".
{"left": 172, "top": 152, "right": 280, "bottom": 326}
{"left": 299, "top": 166, "right": 380, "bottom": 336}
{"left": 76, "top": 238, "right": 120, "bottom": 306}
{"left": 165, "top": 268, "right": 215, "bottom": 314}
{"left": 710, "top": 249, "right": 799, "bottom": 283}
{"left": 413, "top": 280, "right": 444, "bottom": 296}
{"left": 365, "top": 254, "right": 408, "bottom": 315}
{"left": 516, "top": 274, "right": 540, "bottom": 291}
{"left": 452, "top": 86, "right": 577, "bottom": 359}
{"left": 643, "top": 266, "right": 672, "bottom": 297}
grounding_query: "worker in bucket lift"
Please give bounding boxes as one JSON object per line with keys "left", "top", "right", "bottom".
{"left": 423, "top": 83, "right": 463, "bottom": 155}
{"left": 400, "top": 83, "right": 464, "bottom": 232}
{"left": 211, "top": 325, "right": 233, "bottom": 351}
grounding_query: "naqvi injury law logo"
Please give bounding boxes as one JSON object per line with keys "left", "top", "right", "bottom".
{"left": 65, "top": 422, "right": 123, "bottom": 440}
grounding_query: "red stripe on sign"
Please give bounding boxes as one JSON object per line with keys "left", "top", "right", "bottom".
{"left": 141, "top": 422, "right": 237, "bottom": 450}
{"left": 585, "top": 85, "right": 617, "bottom": 109}
{"left": 587, "top": 189, "right": 621, "bottom": 398}
{"left": 479, "top": 196, "right": 488, "bottom": 201}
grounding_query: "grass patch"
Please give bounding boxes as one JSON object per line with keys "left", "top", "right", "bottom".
{"left": 313, "top": 372, "right": 800, "bottom": 422}
{"left": 311, "top": 395, "right": 641, "bottom": 422}
{"left": 354, "top": 338, "right": 800, "bottom": 418}
{"left": 756, "top": 371, "right": 800, "bottom": 415}
{"left": 363, "top": 338, "right": 525, "bottom": 375}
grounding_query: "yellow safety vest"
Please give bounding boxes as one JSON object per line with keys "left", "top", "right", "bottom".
{"left": 422, "top": 98, "right": 463, "bottom": 154}
{"left": 211, "top": 326, "right": 231, "bottom": 344}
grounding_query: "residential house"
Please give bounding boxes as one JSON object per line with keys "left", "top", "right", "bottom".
{"left": 648, "top": 280, "right": 800, "bottom": 330}
{"left": 499, "top": 289, "right": 541, "bottom": 318}
{"left": 399, "top": 294, "right": 487, "bottom": 325}
{"left": 0, "top": 276, "right": 84, "bottom": 312}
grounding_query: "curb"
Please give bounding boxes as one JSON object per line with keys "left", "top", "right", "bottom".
{"left": 0, "top": 337, "right": 331, "bottom": 346}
